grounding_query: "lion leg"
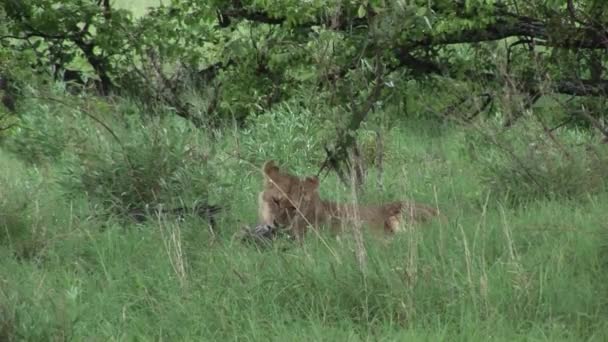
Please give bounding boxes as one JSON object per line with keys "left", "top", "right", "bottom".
{"left": 258, "top": 191, "right": 277, "bottom": 226}
{"left": 289, "top": 215, "right": 309, "bottom": 241}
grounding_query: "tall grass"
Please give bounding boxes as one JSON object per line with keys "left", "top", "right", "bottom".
{"left": 1, "top": 97, "right": 607, "bottom": 340}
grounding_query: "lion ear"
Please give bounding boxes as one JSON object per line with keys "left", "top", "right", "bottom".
{"left": 304, "top": 176, "right": 319, "bottom": 191}
{"left": 263, "top": 160, "right": 279, "bottom": 176}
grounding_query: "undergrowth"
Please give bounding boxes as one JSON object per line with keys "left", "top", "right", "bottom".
{"left": 61, "top": 116, "right": 218, "bottom": 222}
{"left": 467, "top": 119, "right": 608, "bottom": 205}
{"left": 1, "top": 93, "right": 607, "bottom": 340}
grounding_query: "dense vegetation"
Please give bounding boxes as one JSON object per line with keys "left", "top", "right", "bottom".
{"left": 1, "top": 0, "right": 607, "bottom": 340}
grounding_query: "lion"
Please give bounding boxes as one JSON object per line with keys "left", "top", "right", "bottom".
{"left": 258, "top": 160, "right": 442, "bottom": 240}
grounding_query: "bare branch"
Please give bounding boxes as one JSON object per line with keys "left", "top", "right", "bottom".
{"left": 555, "top": 79, "right": 608, "bottom": 96}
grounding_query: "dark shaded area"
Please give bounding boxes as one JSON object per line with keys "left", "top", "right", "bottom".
{"left": 0, "top": 75, "right": 16, "bottom": 115}
{"left": 128, "top": 202, "right": 223, "bottom": 229}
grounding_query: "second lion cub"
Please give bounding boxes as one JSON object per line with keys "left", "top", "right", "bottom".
{"left": 258, "top": 160, "right": 441, "bottom": 240}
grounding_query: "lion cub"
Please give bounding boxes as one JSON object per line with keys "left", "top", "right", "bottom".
{"left": 258, "top": 160, "right": 441, "bottom": 240}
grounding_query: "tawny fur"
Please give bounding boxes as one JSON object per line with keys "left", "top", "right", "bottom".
{"left": 258, "top": 160, "right": 442, "bottom": 239}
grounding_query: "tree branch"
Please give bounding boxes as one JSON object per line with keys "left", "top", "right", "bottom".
{"left": 391, "top": 48, "right": 444, "bottom": 75}
{"left": 319, "top": 60, "right": 385, "bottom": 183}
{"left": 554, "top": 79, "right": 608, "bottom": 96}
{"left": 219, "top": 4, "right": 608, "bottom": 50}
{"left": 218, "top": 5, "right": 367, "bottom": 30}
{"left": 407, "top": 15, "right": 607, "bottom": 49}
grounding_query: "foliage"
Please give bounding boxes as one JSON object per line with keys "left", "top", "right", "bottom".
{"left": 2, "top": 0, "right": 606, "bottom": 128}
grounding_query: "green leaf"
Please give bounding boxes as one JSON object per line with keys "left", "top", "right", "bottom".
{"left": 357, "top": 4, "right": 366, "bottom": 18}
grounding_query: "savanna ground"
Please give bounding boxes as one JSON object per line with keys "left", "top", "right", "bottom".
{"left": 1, "top": 1, "right": 608, "bottom": 341}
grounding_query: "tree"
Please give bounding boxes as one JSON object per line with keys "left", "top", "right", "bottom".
{"left": 2, "top": 0, "right": 607, "bottom": 175}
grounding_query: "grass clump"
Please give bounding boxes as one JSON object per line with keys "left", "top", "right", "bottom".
{"left": 3, "top": 102, "right": 72, "bottom": 165}
{"left": 61, "top": 116, "right": 218, "bottom": 223}
{"left": 0, "top": 152, "right": 60, "bottom": 260}
{"left": 0, "top": 296, "right": 17, "bottom": 342}
{"left": 467, "top": 121, "right": 608, "bottom": 205}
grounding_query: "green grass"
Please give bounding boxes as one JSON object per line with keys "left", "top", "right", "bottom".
{"left": 1, "top": 99, "right": 608, "bottom": 340}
